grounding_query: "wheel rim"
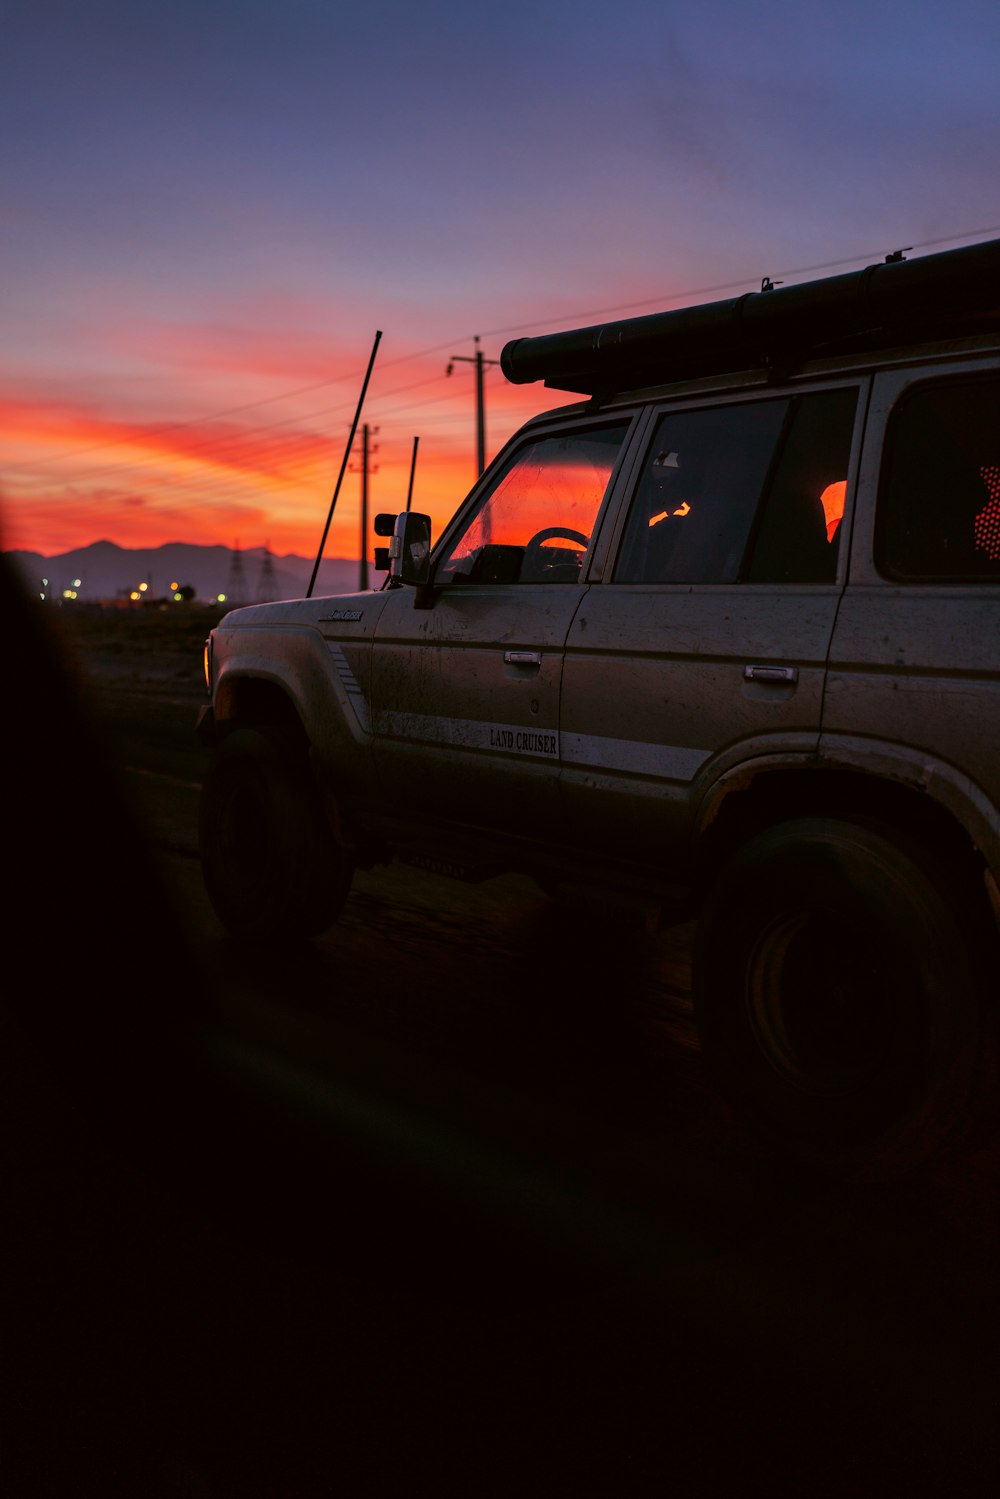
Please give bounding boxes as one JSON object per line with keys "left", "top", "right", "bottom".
{"left": 745, "top": 912, "right": 899, "bottom": 1098}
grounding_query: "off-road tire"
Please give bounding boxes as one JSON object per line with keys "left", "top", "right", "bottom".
{"left": 692, "top": 817, "right": 988, "bottom": 1173}
{"left": 199, "top": 725, "right": 352, "bottom": 940}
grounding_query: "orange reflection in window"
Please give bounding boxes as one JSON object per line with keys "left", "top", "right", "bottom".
{"left": 974, "top": 464, "right": 1000, "bottom": 560}
{"left": 649, "top": 502, "right": 691, "bottom": 527}
{"left": 477, "top": 457, "right": 613, "bottom": 547}
{"left": 820, "top": 480, "right": 846, "bottom": 543}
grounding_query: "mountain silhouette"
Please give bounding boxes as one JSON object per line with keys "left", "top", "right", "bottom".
{"left": 5, "top": 540, "right": 373, "bottom": 604}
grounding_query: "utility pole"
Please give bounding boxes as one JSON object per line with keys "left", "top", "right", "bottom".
{"left": 352, "top": 423, "right": 379, "bottom": 591}
{"left": 447, "top": 335, "right": 499, "bottom": 477}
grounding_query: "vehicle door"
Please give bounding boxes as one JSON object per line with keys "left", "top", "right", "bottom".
{"left": 559, "top": 381, "right": 865, "bottom": 870}
{"left": 824, "top": 360, "right": 1000, "bottom": 849}
{"left": 371, "top": 414, "right": 637, "bottom": 844}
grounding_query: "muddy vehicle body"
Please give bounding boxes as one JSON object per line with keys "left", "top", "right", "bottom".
{"left": 199, "top": 239, "right": 1000, "bottom": 1169}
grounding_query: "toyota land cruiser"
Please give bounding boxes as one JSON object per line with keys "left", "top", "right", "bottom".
{"left": 198, "top": 237, "right": 1000, "bottom": 1169}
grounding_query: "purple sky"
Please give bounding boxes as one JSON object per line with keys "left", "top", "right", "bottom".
{"left": 4, "top": 0, "right": 1000, "bottom": 558}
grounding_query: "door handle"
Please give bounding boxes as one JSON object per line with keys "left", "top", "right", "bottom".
{"left": 744, "top": 664, "right": 799, "bottom": 684}
{"left": 504, "top": 650, "right": 542, "bottom": 666}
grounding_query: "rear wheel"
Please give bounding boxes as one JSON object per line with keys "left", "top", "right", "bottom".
{"left": 199, "top": 726, "right": 353, "bottom": 940}
{"left": 692, "top": 817, "right": 987, "bottom": 1171}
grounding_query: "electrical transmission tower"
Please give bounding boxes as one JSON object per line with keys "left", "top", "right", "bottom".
{"left": 225, "top": 541, "right": 247, "bottom": 605}
{"left": 255, "top": 543, "right": 278, "bottom": 603}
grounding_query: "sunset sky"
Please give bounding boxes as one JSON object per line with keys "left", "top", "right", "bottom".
{"left": 5, "top": 0, "right": 1000, "bottom": 564}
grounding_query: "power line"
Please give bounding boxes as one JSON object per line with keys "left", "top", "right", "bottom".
{"left": 7, "top": 372, "right": 462, "bottom": 489}
{"left": 8, "top": 222, "right": 1000, "bottom": 488}
{"left": 473, "top": 223, "right": 1000, "bottom": 340}
{"left": 8, "top": 374, "right": 501, "bottom": 501}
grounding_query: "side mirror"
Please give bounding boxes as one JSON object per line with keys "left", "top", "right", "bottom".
{"left": 388, "top": 512, "right": 432, "bottom": 587}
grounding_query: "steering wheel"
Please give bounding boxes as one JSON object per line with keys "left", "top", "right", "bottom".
{"left": 521, "top": 527, "right": 589, "bottom": 579}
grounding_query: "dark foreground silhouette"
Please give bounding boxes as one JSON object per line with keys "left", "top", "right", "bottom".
{"left": 4, "top": 558, "right": 1000, "bottom": 1498}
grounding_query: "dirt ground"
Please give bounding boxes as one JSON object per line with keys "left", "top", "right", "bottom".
{"left": 5, "top": 589, "right": 1000, "bottom": 1497}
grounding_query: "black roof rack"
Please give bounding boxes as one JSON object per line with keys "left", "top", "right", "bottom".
{"left": 500, "top": 238, "right": 1000, "bottom": 396}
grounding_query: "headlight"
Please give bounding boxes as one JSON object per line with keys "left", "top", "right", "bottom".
{"left": 203, "top": 636, "right": 213, "bottom": 694}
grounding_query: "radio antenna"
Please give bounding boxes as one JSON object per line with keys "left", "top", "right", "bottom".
{"left": 405, "top": 435, "right": 420, "bottom": 511}
{"left": 307, "top": 329, "right": 383, "bottom": 598}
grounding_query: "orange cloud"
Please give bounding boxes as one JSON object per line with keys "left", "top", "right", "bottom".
{"left": 1, "top": 393, "right": 484, "bottom": 558}
{"left": 0, "top": 327, "right": 576, "bottom": 559}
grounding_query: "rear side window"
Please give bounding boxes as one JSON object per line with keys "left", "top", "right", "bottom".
{"left": 613, "top": 389, "right": 857, "bottom": 585}
{"left": 877, "top": 377, "right": 1000, "bottom": 581}
{"left": 745, "top": 388, "right": 858, "bottom": 583}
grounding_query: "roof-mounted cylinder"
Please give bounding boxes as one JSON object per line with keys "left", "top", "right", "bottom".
{"left": 500, "top": 238, "right": 1000, "bottom": 396}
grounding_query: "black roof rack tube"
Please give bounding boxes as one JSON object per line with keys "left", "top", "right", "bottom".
{"left": 500, "top": 237, "right": 1000, "bottom": 396}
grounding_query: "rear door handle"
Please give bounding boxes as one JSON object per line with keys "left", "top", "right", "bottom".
{"left": 744, "top": 664, "right": 799, "bottom": 684}
{"left": 504, "top": 650, "right": 542, "bottom": 666}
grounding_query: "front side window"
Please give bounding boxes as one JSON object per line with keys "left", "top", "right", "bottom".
{"left": 877, "top": 377, "right": 1000, "bottom": 581}
{"left": 436, "top": 422, "right": 630, "bottom": 585}
{"left": 614, "top": 388, "right": 857, "bottom": 585}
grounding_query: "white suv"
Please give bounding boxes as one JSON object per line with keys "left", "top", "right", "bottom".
{"left": 199, "top": 238, "right": 1000, "bottom": 1170}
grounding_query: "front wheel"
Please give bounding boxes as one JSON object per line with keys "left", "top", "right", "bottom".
{"left": 199, "top": 726, "right": 353, "bottom": 941}
{"left": 692, "top": 818, "right": 988, "bottom": 1171}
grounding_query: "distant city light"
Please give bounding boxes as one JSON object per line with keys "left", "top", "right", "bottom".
{"left": 130, "top": 591, "right": 140, "bottom": 601}
{"left": 216, "top": 593, "right": 227, "bottom": 603}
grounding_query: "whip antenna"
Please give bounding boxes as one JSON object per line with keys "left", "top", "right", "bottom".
{"left": 405, "top": 435, "right": 420, "bottom": 511}
{"left": 307, "top": 329, "right": 383, "bottom": 598}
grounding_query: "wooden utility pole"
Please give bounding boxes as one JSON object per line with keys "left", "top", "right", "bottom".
{"left": 447, "top": 335, "right": 499, "bottom": 477}
{"left": 357, "top": 423, "right": 378, "bottom": 591}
